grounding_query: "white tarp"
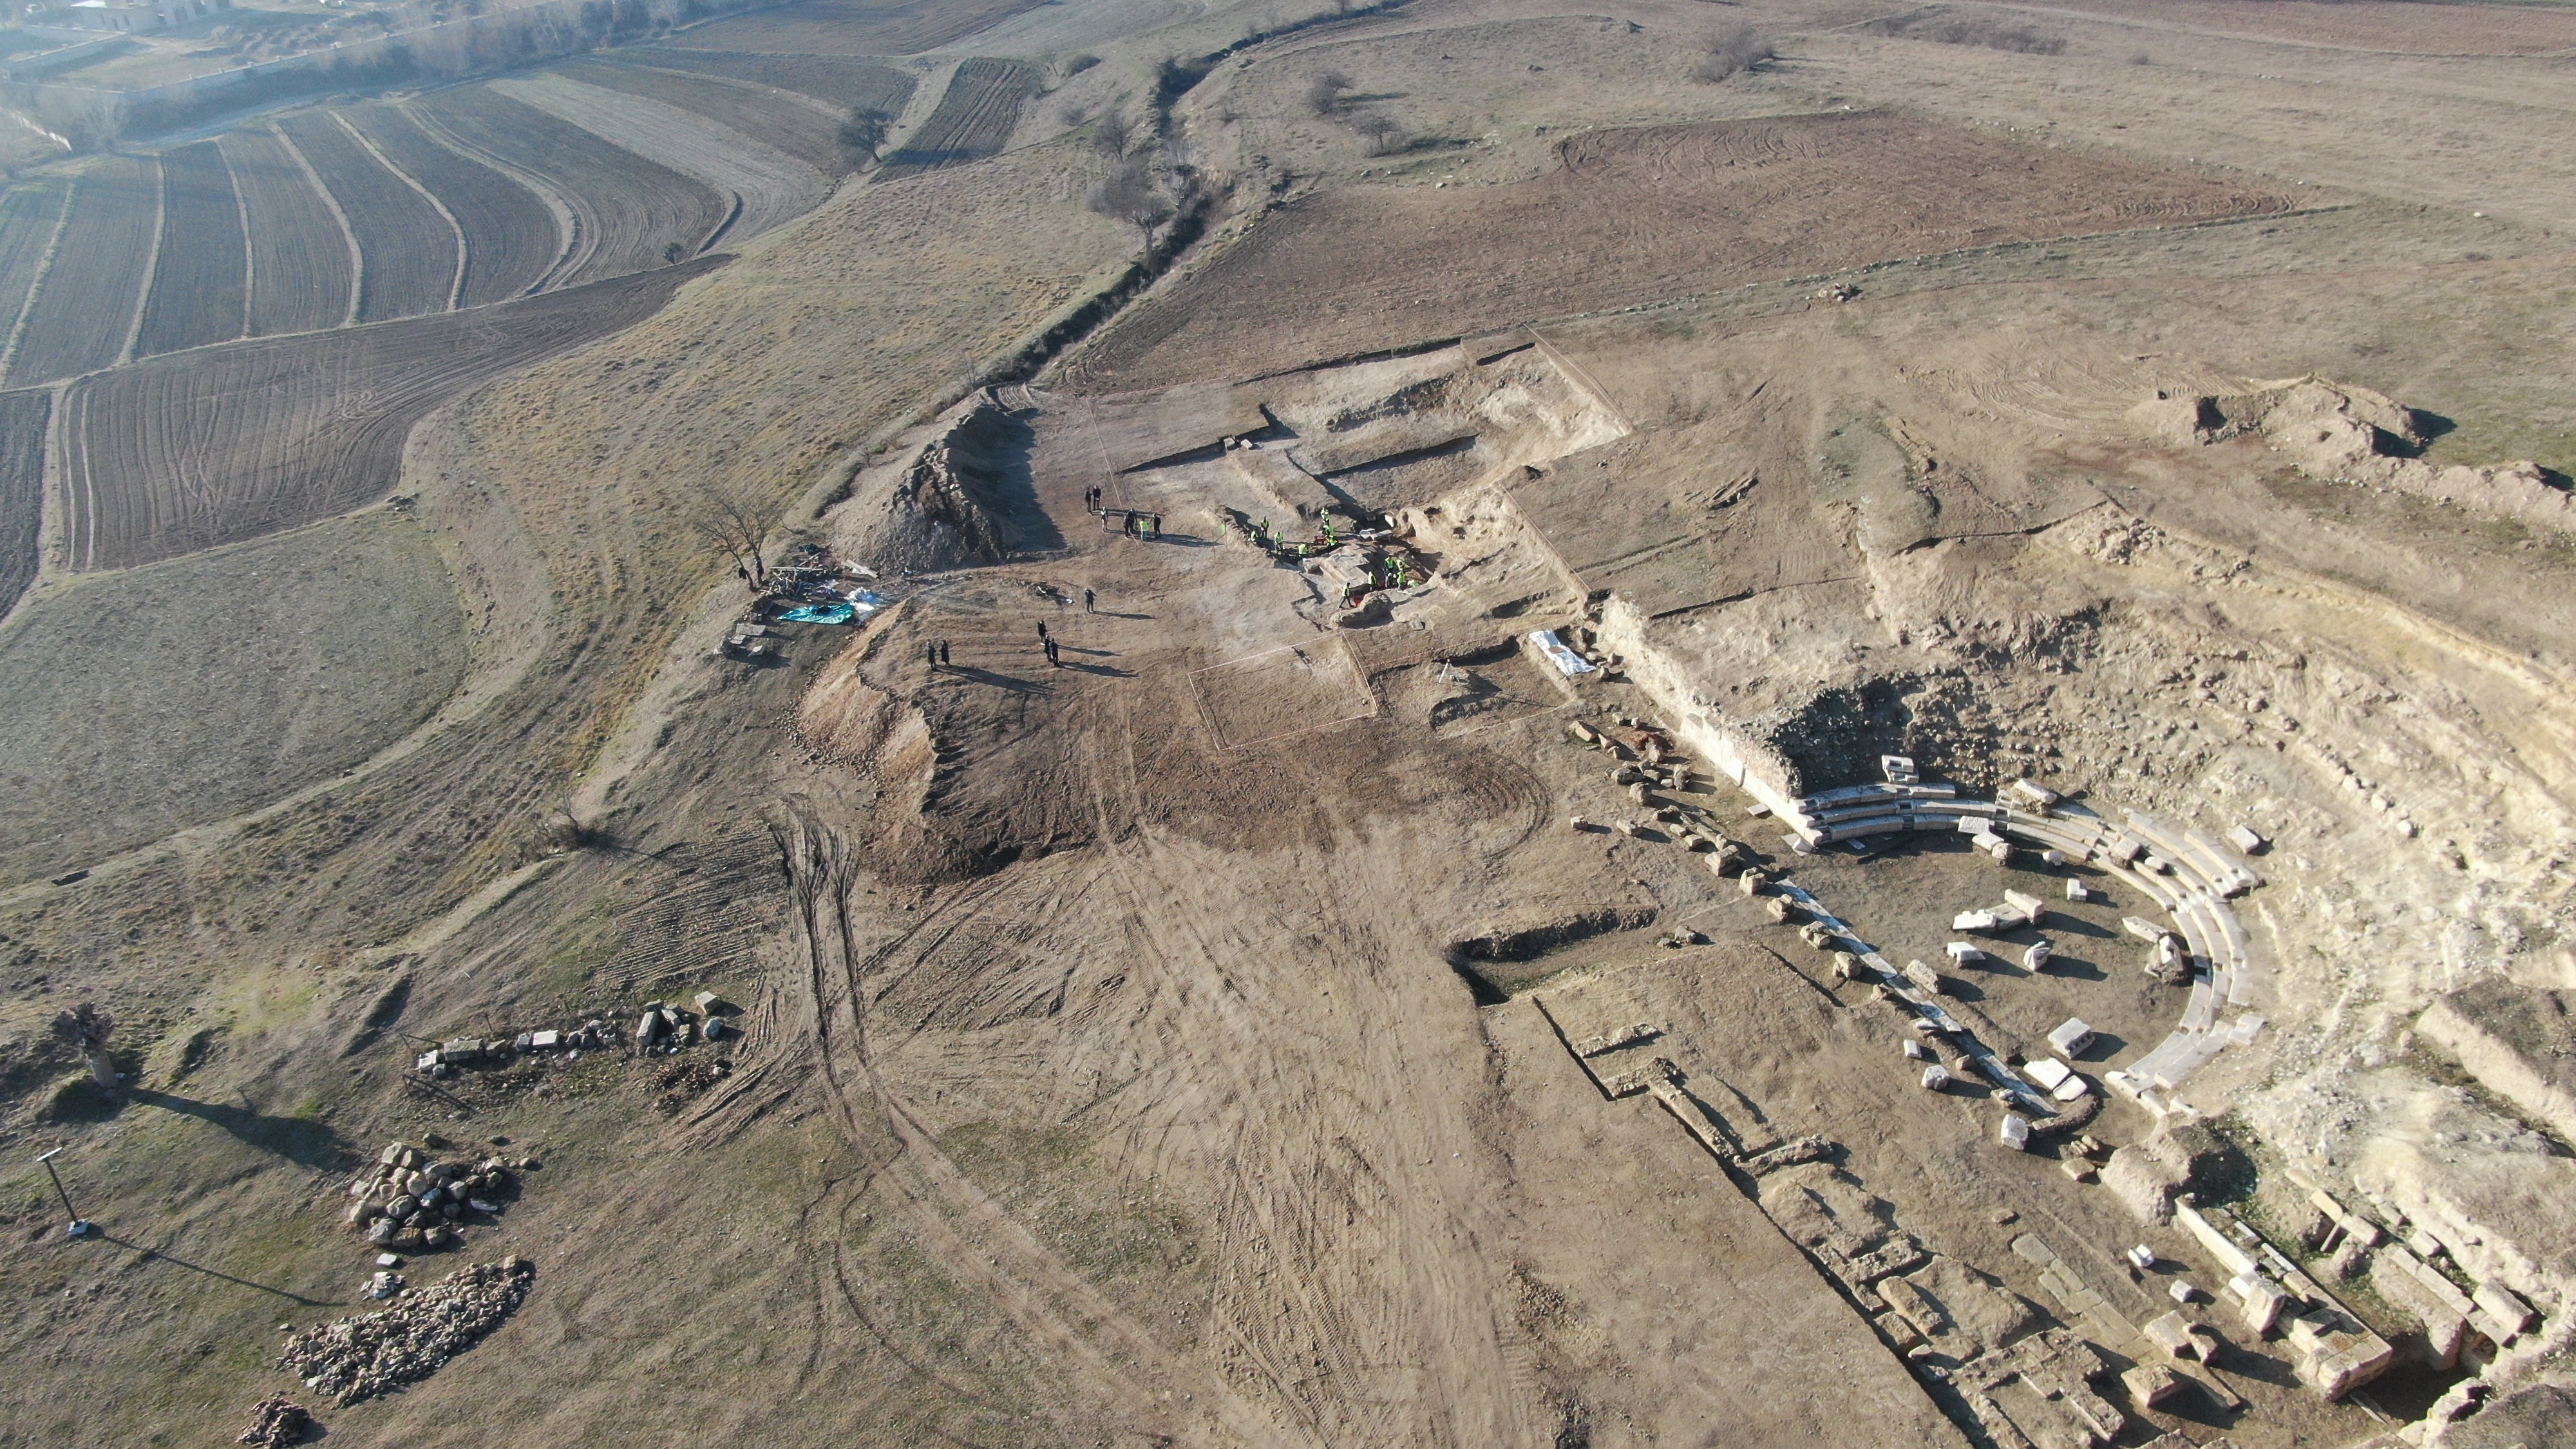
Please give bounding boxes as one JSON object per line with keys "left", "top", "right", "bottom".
{"left": 1529, "top": 629, "right": 1596, "bottom": 677}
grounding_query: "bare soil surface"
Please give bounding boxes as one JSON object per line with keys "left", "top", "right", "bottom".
{"left": 661, "top": 0, "right": 1048, "bottom": 55}
{"left": 410, "top": 86, "right": 731, "bottom": 289}
{"left": 57, "top": 259, "right": 719, "bottom": 572}
{"left": 563, "top": 55, "right": 856, "bottom": 176}
{"left": 0, "top": 180, "right": 65, "bottom": 366}
{"left": 0, "top": 390, "right": 43, "bottom": 615}
{"left": 2029, "top": 0, "right": 2576, "bottom": 53}
{"left": 12, "top": 1, "right": 2576, "bottom": 1445}
{"left": 1070, "top": 111, "right": 2291, "bottom": 392}
{"left": 221, "top": 127, "right": 355, "bottom": 337}
{"left": 345, "top": 103, "right": 562, "bottom": 309}
{"left": 5, "top": 154, "right": 156, "bottom": 387}
{"left": 622, "top": 47, "right": 920, "bottom": 115}
{"left": 278, "top": 112, "right": 459, "bottom": 324}
{"left": 493, "top": 72, "right": 831, "bottom": 245}
{"left": 873, "top": 57, "right": 1043, "bottom": 184}
{"left": 133, "top": 140, "right": 248, "bottom": 359}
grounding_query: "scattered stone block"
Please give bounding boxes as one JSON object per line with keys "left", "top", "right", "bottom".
{"left": 2226, "top": 824, "right": 2266, "bottom": 855}
{"left": 2065, "top": 879, "right": 2090, "bottom": 902}
{"left": 1999, "top": 1114, "right": 2031, "bottom": 1151}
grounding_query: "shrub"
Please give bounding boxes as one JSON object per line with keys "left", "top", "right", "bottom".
{"left": 1694, "top": 24, "right": 1776, "bottom": 83}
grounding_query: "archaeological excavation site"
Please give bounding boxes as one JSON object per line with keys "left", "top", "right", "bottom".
{"left": 5, "top": 0, "right": 2576, "bottom": 1445}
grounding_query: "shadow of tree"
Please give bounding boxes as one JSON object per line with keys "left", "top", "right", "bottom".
{"left": 129, "top": 1089, "right": 355, "bottom": 1172}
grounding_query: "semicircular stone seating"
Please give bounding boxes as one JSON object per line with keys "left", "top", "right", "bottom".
{"left": 1772, "top": 779, "right": 2268, "bottom": 1123}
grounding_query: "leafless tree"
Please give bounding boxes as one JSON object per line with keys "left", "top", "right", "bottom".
{"left": 687, "top": 479, "right": 784, "bottom": 590}
{"left": 1350, "top": 112, "right": 1408, "bottom": 157}
{"left": 1694, "top": 24, "right": 1776, "bottom": 83}
{"left": 1305, "top": 70, "right": 1353, "bottom": 117}
{"left": 52, "top": 1003, "right": 116, "bottom": 1090}
{"left": 1091, "top": 106, "right": 1137, "bottom": 158}
{"left": 838, "top": 106, "right": 893, "bottom": 164}
{"left": 1087, "top": 157, "right": 1174, "bottom": 254}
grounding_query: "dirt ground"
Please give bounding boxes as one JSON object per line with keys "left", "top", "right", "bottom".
{"left": 11, "top": 0, "right": 2576, "bottom": 1445}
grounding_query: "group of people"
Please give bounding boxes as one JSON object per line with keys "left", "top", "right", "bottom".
{"left": 922, "top": 589, "right": 1099, "bottom": 674}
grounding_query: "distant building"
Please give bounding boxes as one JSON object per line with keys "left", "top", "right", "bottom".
{"left": 52, "top": 0, "right": 231, "bottom": 33}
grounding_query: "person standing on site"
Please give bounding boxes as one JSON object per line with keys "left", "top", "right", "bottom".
{"left": 939, "top": 641, "right": 951, "bottom": 667}
{"left": 1083, "top": 587, "right": 1095, "bottom": 613}
{"left": 925, "top": 640, "right": 938, "bottom": 669}
{"left": 1045, "top": 638, "right": 1060, "bottom": 668}
{"left": 1037, "top": 620, "right": 1050, "bottom": 644}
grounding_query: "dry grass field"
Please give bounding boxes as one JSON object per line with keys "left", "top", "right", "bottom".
{"left": 14, "top": 1, "right": 2576, "bottom": 1447}
{"left": 0, "top": 510, "right": 466, "bottom": 885}
{"left": 2039, "top": 0, "right": 2576, "bottom": 52}
{"left": 221, "top": 128, "right": 355, "bottom": 337}
{"left": 1074, "top": 109, "right": 2290, "bottom": 390}
{"left": 6, "top": 153, "right": 156, "bottom": 386}
{"left": 57, "top": 260, "right": 717, "bottom": 572}
{"left": 345, "top": 104, "right": 562, "bottom": 308}
{"left": 133, "top": 140, "right": 247, "bottom": 359}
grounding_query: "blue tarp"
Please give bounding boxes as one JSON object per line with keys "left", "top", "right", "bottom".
{"left": 781, "top": 603, "right": 857, "bottom": 625}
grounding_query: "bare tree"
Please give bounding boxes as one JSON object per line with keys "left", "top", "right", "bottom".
{"left": 1350, "top": 112, "right": 1408, "bottom": 157}
{"left": 52, "top": 1003, "right": 116, "bottom": 1090}
{"left": 1694, "top": 24, "right": 1776, "bottom": 83}
{"left": 838, "top": 105, "right": 892, "bottom": 164}
{"left": 1091, "top": 106, "right": 1137, "bottom": 159}
{"left": 687, "top": 479, "right": 784, "bottom": 591}
{"left": 1087, "top": 157, "right": 1173, "bottom": 254}
{"left": 1305, "top": 70, "right": 1352, "bottom": 117}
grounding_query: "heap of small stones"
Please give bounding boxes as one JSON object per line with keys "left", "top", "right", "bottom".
{"left": 343, "top": 1140, "right": 531, "bottom": 1252}
{"left": 279, "top": 1256, "right": 535, "bottom": 1404}
{"left": 236, "top": 1394, "right": 312, "bottom": 1446}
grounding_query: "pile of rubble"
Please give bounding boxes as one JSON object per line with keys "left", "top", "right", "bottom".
{"left": 341, "top": 1140, "right": 529, "bottom": 1252}
{"left": 279, "top": 1257, "right": 535, "bottom": 1405}
{"left": 633, "top": 993, "right": 732, "bottom": 1055}
{"left": 236, "top": 1395, "right": 312, "bottom": 1446}
{"left": 415, "top": 1019, "right": 611, "bottom": 1077}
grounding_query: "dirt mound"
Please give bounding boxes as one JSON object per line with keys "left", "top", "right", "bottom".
{"left": 846, "top": 395, "right": 1039, "bottom": 573}
{"left": 2134, "top": 377, "right": 2571, "bottom": 533}
{"left": 796, "top": 645, "right": 937, "bottom": 810}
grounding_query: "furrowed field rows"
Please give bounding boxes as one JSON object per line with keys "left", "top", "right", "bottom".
{"left": 346, "top": 104, "right": 561, "bottom": 307}
{"left": 412, "top": 88, "right": 728, "bottom": 288}
{"left": 8, "top": 155, "right": 158, "bottom": 387}
{"left": 222, "top": 128, "right": 354, "bottom": 336}
{"left": 567, "top": 56, "right": 850, "bottom": 176}
{"left": 491, "top": 72, "right": 828, "bottom": 244}
{"left": 875, "top": 59, "right": 1041, "bottom": 184}
{"left": 660, "top": 0, "right": 1044, "bottom": 55}
{"left": 624, "top": 48, "right": 914, "bottom": 118}
{"left": 278, "top": 112, "right": 457, "bottom": 322}
{"left": 58, "top": 258, "right": 721, "bottom": 572}
{"left": 0, "top": 389, "right": 44, "bottom": 615}
{"left": 137, "top": 140, "right": 249, "bottom": 359}
{"left": 0, "top": 181, "right": 68, "bottom": 368}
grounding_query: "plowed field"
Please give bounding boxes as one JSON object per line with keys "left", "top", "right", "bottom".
{"left": 0, "top": 389, "right": 44, "bottom": 615}
{"left": 1071, "top": 111, "right": 2293, "bottom": 391}
{"left": 0, "top": 181, "right": 67, "bottom": 363}
{"left": 279, "top": 112, "right": 457, "bottom": 321}
{"left": 135, "top": 140, "right": 248, "bottom": 358}
{"left": 8, "top": 153, "right": 158, "bottom": 386}
{"left": 659, "top": 0, "right": 1043, "bottom": 55}
{"left": 222, "top": 127, "right": 354, "bottom": 336}
{"left": 57, "top": 258, "right": 721, "bottom": 571}
{"left": 569, "top": 56, "right": 849, "bottom": 175}
{"left": 412, "top": 87, "right": 728, "bottom": 287}
{"left": 346, "top": 103, "right": 560, "bottom": 307}
{"left": 626, "top": 48, "right": 915, "bottom": 117}
{"left": 492, "top": 72, "right": 827, "bottom": 243}
{"left": 875, "top": 58, "right": 1041, "bottom": 184}
{"left": 2048, "top": 0, "right": 2576, "bottom": 53}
